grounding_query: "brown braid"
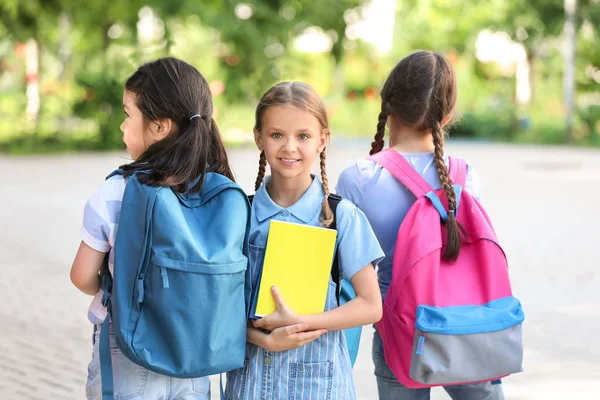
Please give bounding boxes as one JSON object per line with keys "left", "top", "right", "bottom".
{"left": 370, "top": 106, "right": 388, "bottom": 155}
{"left": 254, "top": 150, "right": 267, "bottom": 191}
{"left": 376, "top": 51, "right": 461, "bottom": 258}
{"left": 432, "top": 124, "right": 461, "bottom": 261}
{"left": 319, "top": 149, "right": 334, "bottom": 227}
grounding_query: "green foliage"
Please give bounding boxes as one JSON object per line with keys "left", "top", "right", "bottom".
{"left": 576, "top": 21, "right": 600, "bottom": 94}
{"left": 0, "top": 0, "right": 62, "bottom": 42}
{"left": 184, "top": 0, "right": 367, "bottom": 101}
{"left": 450, "top": 111, "right": 516, "bottom": 140}
{"left": 327, "top": 96, "right": 381, "bottom": 137}
{"left": 578, "top": 105, "right": 600, "bottom": 139}
{"left": 1, "top": 0, "right": 599, "bottom": 153}
{"left": 72, "top": 71, "right": 124, "bottom": 149}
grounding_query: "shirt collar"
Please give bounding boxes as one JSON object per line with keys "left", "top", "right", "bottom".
{"left": 254, "top": 175, "right": 324, "bottom": 224}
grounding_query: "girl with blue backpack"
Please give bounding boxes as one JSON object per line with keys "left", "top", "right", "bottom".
{"left": 225, "top": 81, "right": 385, "bottom": 399}
{"left": 70, "top": 57, "right": 250, "bottom": 400}
{"left": 336, "top": 51, "right": 519, "bottom": 399}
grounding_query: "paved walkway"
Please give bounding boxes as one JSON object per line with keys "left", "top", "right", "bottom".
{"left": 1, "top": 141, "right": 599, "bottom": 399}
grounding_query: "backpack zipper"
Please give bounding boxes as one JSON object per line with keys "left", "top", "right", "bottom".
{"left": 416, "top": 331, "right": 425, "bottom": 355}
{"left": 160, "top": 267, "right": 170, "bottom": 289}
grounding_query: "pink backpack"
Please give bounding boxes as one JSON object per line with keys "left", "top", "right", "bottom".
{"left": 369, "top": 149, "right": 524, "bottom": 389}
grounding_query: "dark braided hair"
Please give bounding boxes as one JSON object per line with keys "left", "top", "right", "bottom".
{"left": 372, "top": 51, "right": 461, "bottom": 260}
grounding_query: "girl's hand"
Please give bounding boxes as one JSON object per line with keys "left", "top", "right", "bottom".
{"left": 252, "top": 286, "right": 304, "bottom": 331}
{"left": 263, "top": 323, "right": 327, "bottom": 352}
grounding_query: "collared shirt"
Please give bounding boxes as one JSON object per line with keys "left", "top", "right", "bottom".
{"left": 336, "top": 152, "right": 482, "bottom": 299}
{"left": 225, "top": 175, "right": 384, "bottom": 400}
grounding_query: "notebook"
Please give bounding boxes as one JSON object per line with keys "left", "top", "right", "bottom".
{"left": 251, "top": 219, "right": 337, "bottom": 318}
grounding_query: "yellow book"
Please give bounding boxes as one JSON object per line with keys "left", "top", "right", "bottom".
{"left": 253, "top": 220, "right": 337, "bottom": 317}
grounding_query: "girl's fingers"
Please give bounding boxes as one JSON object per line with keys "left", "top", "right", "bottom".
{"left": 271, "top": 286, "right": 286, "bottom": 309}
{"left": 253, "top": 318, "right": 266, "bottom": 328}
{"left": 284, "top": 322, "right": 307, "bottom": 335}
{"left": 297, "top": 329, "right": 327, "bottom": 342}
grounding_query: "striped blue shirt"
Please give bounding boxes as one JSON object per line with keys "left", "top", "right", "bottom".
{"left": 80, "top": 174, "right": 126, "bottom": 324}
{"left": 225, "top": 175, "right": 384, "bottom": 400}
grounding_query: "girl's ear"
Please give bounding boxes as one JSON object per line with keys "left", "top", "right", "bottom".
{"left": 318, "top": 129, "right": 329, "bottom": 153}
{"left": 254, "top": 128, "right": 264, "bottom": 151}
{"left": 150, "top": 118, "right": 173, "bottom": 141}
{"left": 441, "top": 114, "right": 453, "bottom": 128}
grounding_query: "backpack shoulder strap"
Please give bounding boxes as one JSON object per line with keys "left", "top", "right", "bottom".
{"left": 367, "top": 149, "right": 433, "bottom": 198}
{"left": 99, "top": 169, "right": 124, "bottom": 303}
{"left": 105, "top": 168, "right": 123, "bottom": 180}
{"left": 327, "top": 193, "right": 342, "bottom": 216}
{"left": 327, "top": 194, "right": 343, "bottom": 304}
{"left": 99, "top": 168, "right": 124, "bottom": 400}
{"left": 448, "top": 156, "right": 467, "bottom": 189}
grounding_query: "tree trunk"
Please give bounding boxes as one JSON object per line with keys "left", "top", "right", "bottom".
{"left": 57, "top": 12, "right": 72, "bottom": 81}
{"left": 515, "top": 50, "right": 532, "bottom": 106}
{"left": 100, "top": 22, "right": 112, "bottom": 148}
{"left": 25, "top": 39, "right": 40, "bottom": 135}
{"left": 564, "top": 0, "right": 577, "bottom": 142}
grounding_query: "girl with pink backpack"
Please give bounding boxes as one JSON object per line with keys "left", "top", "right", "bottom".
{"left": 336, "top": 51, "right": 523, "bottom": 400}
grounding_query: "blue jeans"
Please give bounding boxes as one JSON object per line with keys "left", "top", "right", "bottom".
{"left": 372, "top": 329, "right": 504, "bottom": 400}
{"left": 86, "top": 324, "right": 210, "bottom": 400}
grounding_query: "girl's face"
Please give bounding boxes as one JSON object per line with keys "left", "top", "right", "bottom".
{"left": 120, "top": 90, "right": 175, "bottom": 160}
{"left": 120, "top": 90, "right": 152, "bottom": 160}
{"left": 255, "top": 105, "right": 327, "bottom": 183}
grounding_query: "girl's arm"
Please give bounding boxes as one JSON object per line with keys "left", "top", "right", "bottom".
{"left": 70, "top": 241, "right": 105, "bottom": 296}
{"left": 246, "top": 321, "right": 328, "bottom": 352}
{"left": 253, "top": 263, "right": 382, "bottom": 332}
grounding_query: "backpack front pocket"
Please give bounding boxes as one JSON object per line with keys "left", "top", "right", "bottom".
{"left": 131, "top": 254, "right": 248, "bottom": 377}
{"left": 410, "top": 296, "right": 524, "bottom": 385}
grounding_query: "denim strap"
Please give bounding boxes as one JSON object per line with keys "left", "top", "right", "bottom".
{"left": 99, "top": 320, "right": 114, "bottom": 399}
{"left": 220, "top": 373, "right": 225, "bottom": 399}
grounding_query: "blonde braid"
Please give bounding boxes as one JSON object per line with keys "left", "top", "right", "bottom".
{"left": 319, "top": 149, "right": 334, "bottom": 228}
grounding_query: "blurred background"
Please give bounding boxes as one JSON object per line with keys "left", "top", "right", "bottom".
{"left": 0, "top": 0, "right": 599, "bottom": 153}
{"left": 1, "top": 1, "right": 600, "bottom": 399}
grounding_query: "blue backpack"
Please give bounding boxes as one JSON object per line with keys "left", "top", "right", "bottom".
{"left": 99, "top": 170, "right": 251, "bottom": 399}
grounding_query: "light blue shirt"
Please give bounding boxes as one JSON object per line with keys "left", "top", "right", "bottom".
{"left": 336, "top": 152, "right": 482, "bottom": 299}
{"left": 225, "top": 175, "right": 384, "bottom": 400}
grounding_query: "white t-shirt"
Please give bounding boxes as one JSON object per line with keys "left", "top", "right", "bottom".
{"left": 80, "top": 174, "right": 126, "bottom": 323}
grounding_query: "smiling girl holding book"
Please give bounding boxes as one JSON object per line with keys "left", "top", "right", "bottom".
{"left": 224, "top": 82, "right": 384, "bottom": 399}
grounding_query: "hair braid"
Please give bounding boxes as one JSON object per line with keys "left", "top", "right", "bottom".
{"left": 254, "top": 150, "right": 267, "bottom": 192}
{"left": 370, "top": 105, "right": 389, "bottom": 155}
{"left": 432, "top": 123, "right": 461, "bottom": 261}
{"left": 319, "top": 149, "right": 334, "bottom": 227}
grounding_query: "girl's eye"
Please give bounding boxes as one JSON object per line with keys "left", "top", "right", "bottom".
{"left": 299, "top": 134, "right": 309, "bottom": 140}
{"left": 271, "top": 132, "right": 281, "bottom": 139}
{"left": 124, "top": 111, "right": 129, "bottom": 118}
